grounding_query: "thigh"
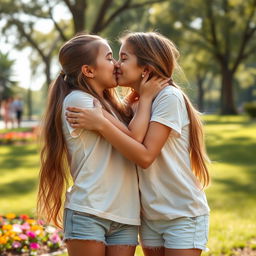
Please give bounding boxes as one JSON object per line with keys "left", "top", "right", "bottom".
{"left": 143, "top": 247, "right": 164, "bottom": 256}
{"left": 66, "top": 239, "right": 105, "bottom": 256}
{"left": 106, "top": 245, "right": 136, "bottom": 256}
{"left": 165, "top": 248, "right": 202, "bottom": 256}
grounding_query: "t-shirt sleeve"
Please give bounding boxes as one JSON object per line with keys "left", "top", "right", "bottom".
{"left": 63, "top": 92, "right": 94, "bottom": 138}
{"left": 150, "top": 91, "right": 184, "bottom": 138}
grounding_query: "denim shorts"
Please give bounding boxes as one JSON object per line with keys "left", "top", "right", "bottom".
{"left": 139, "top": 215, "right": 209, "bottom": 250}
{"left": 63, "top": 208, "right": 139, "bottom": 246}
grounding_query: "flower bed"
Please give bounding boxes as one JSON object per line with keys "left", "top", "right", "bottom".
{"left": 0, "top": 214, "right": 65, "bottom": 256}
{"left": 0, "top": 129, "right": 37, "bottom": 145}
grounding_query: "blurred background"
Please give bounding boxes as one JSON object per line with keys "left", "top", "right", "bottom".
{"left": 0, "top": 0, "right": 256, "bottom": 256}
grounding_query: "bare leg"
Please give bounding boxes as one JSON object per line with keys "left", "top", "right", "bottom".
{"left": 142, "top": 247, "right": 164, "bottom": 256}
{"left": 106, "top": 245, "right": 137, "bottom": 256}
{"left": 66, "top": 239, "right": 105, "bottom": 256}
{"left": 165, "top": 248, "right": 202, "bottom": 256}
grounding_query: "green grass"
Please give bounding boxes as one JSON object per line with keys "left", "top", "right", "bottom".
{"left": 0, "top": 115, "right": 256, "bottom": 256}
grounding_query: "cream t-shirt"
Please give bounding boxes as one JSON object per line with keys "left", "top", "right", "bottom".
{"left": 62, "top": 90, "right": 140, "bottom": 225}
{"left": 138, "top": 86, "right": 210, "bottom": 220}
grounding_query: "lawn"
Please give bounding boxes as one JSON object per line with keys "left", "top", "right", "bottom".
{"left": 0, "top": 115, "right": 256, "bottom": 256}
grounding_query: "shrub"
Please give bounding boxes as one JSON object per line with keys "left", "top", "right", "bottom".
{"left": 244, "top": 102, "right": 256, "bottom": 118}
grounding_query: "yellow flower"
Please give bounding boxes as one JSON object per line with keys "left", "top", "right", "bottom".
{"left": 0, "top": 236, "right": 8, "bottom": 244}
{"left": 14, "top": 236, "right": 22, "bottom": 241}
{"left": 6, "top": 213, "right": 16, "bottom": 219}
{"left": 2, "top": 224, "right": 12, "bottom": 230}
{"left": 26, "top": 219, "right": 36, "bottom": 225}
{"left": 5, "top": 230, "right": 16, "bottom": 237}
{"left": 31, "top": 225, "right": 43, "bottom": 231}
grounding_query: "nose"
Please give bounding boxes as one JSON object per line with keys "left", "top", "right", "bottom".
{"left": 115, "top": 60, "right": 121, "bottom": 68}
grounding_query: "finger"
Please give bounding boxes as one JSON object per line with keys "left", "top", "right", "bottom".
{"left": 65, "top": 112, "right": 81, "bottom": 118}
{"left": 141, "top": 72, "right": 150, "bottom": 84}
{"left": 70, "top": 123, "right": 80, "bottom": 128}
{"left": 66, "top": 106, "right": 83, "bottom": 113}
{"left": 66, "top": 117, "right": 78, "bottom": 124}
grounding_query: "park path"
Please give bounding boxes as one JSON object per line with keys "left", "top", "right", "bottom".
{"left": 0, "top": 120, "right": 39, "bottom": 130}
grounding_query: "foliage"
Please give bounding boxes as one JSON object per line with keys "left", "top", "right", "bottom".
{"left": 244, "top": 102, "right": 256, "bottom": 118}
{"left": 0, "top": 52, "right": 16, "bottom": 100}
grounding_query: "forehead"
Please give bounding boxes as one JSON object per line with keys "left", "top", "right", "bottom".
{"left": 119, "top": 42, "right": 133, "bottom": 55}
{"left": 98, "top": 40, "right": 112, "bottom": 54}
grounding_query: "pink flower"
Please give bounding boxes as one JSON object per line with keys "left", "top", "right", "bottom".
{"left": 19, "top": 234, "right": 28, "bottom": 240}
{"left": 30, "top": 242, "right": 40, "bottom": 250}
{"left": 50, "top": 233, "right": 61, "bottom": 243}
{"left": 26, "top": 231, "right": 36, "bottom": 238}
{"left": 13, "top": 224, "right": 22, "bottom": 233}
{"left": 12, "top": 241, "right": 22, "bottom": 248}
{"left": 21, "top": 222, "right": 30, "bottom": 230}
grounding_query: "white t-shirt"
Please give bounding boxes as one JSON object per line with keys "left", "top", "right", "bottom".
{"left": 138, "top": 86, "right": 210, "bottom": 220}
{"left": 62, "top": 90, "right": 140, "bottom": 225}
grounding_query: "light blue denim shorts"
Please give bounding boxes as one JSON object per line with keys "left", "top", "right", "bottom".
{"left": 63, "top": 208, "right": 139, "bottom": 246}
{"left": 139, "top": 215, "right": 209, "bottom": 250}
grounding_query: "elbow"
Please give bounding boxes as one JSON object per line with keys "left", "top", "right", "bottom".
{"left": 137, "top": 155, "right": 154, "bottom": 169}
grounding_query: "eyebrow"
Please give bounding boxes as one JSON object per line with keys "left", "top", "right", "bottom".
{"left": 120, "top": 52, "right": 128, "bottom": 57}
{"left": 106, "top": 52, "right": 113, "bottom": 57}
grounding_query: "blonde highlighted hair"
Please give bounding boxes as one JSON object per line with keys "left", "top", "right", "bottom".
{"left": 121, "top": 32, "right": 210, "bottom": 187}
{"left": 37, "top": 34, "right": 131, "bottom": 228}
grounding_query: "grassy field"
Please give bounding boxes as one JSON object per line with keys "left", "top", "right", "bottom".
{"left": 0, "top": 115, "right": 256, "bottom": 256}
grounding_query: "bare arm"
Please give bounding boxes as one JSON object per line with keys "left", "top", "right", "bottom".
{"left": 67, "top": 105, "right": 171, "bottom": 168}
{"left": 66, "top": 76, "right": 169, "bottom": 142}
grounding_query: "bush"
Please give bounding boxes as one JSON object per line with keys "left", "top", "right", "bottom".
{"left": 244, "top": 102, "right": 256, "bottom": 118}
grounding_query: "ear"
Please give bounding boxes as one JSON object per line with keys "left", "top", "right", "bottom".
{"left": 81, "top": 65, "right": 95, "bottom": 78}
{"left": 142, "top": 65, "right": 154, "bottom": 76}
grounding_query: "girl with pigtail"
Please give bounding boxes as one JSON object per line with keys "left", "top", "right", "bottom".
{"left": 37, "top": 33, "right": 168, "bottom": 256}
{"left": 67, "top": 32, "right": 210, "bottom": 256}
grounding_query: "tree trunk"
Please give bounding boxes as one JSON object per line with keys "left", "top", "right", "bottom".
{"left": 45, "top": 58, "right": 52, "bottom": 87}
{"left": 27, "top": 87, "right": 32, "bottom": 120}
{"left": 196, "top": 76, "right": 205, "bottom": 112}
{"left": 220, "top": 67, "right": 237, "bottom": 115}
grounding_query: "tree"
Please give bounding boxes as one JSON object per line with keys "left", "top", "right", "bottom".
{"left": 167, "top": 0, "right": 256, "bottom": 114}
{"left": 0, "top": 52, "right": 16, "bottom": 102}
{"left": 0, "top": 0, "right": 166, "bottom": 87}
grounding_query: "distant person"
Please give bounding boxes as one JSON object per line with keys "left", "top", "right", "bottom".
{"left": 8, "top": 97, "right": 15, "bottom": 129}
{"left": 0, "top": 99, "right": 8, "bottom": 129}
{"left": 1, "top": 97, "right": 15, "bottom": 129}
{"left": 12, "top": 96, "right": 23, "bottom": 128}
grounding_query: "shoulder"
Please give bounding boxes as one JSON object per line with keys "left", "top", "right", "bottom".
{"left": 153, "top": 86, "right": 184, "bottom": 107}
{"left": 64, "top": 90, "right": 94, "bottom": 106}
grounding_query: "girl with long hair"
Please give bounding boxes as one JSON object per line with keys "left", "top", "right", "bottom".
{"left": 66, "top": 32, "right": 210, "bottom": 256}
{"left": 37, "top": 33, "right": 168, "bottom": 256}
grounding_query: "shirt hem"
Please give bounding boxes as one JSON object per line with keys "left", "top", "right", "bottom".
{"left": 142, "top": 208, "right": 210, "bottom": 221}
{"left": 64, "top": 203, "right": 140, "bottom": 226}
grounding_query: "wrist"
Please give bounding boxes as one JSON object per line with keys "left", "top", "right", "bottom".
{"left": 139, "top": 95, "right": 153, "bottom": 104}
{"left": 97, "top": 117, "right": 109, "bottom": 133}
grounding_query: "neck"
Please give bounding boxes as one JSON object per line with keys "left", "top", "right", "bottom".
{"left": 88, "top": 79, "right": 104, "bottom": 98}
{"left": 130, "top": 80, "right": 141, "bottom": 95}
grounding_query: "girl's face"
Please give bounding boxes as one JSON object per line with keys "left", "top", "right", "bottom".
{"left": 93, "top": 41, "right": 117, "bottom": 89}
{"left": 116, "top": 42, "right": 144, "bottom": 90}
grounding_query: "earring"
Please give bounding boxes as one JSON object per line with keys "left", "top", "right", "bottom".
{"left": 141, "top": 74, "right": 145, "bottom": 78}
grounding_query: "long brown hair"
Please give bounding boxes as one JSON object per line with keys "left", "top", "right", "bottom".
{"left": 121, "top": 32, "right": 210, "bottom": 187}
{"left": 37, "top": 34, "right": 130, "bottom": 228}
